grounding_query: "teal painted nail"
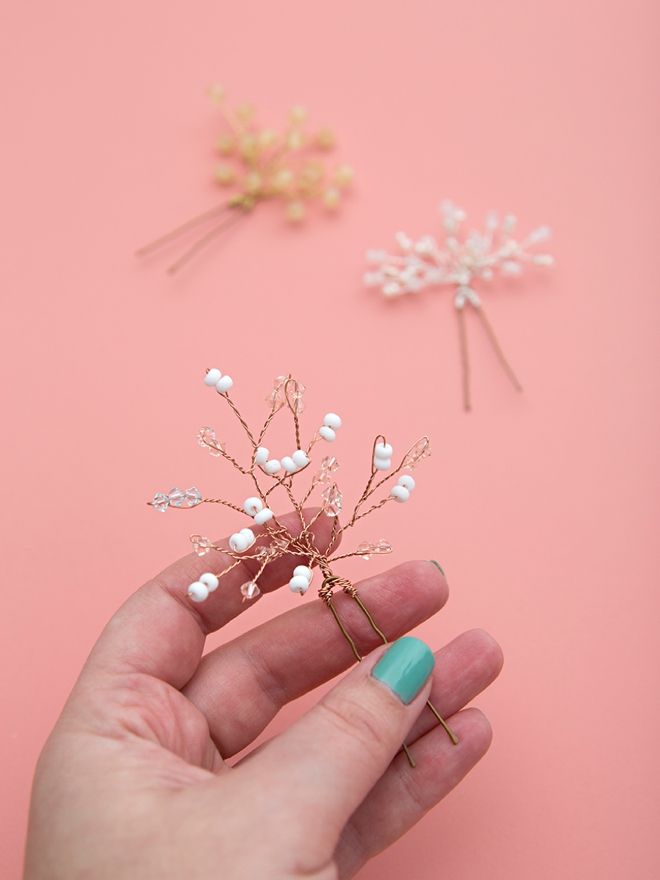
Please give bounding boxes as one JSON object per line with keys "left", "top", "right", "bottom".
{"left": 372, "top": 636, "right": 435, "bottom": 704}
{"left": 430, "top": 560, "right": 445, "bottom": 576}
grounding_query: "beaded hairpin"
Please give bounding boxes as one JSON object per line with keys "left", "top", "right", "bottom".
{"left": 137, "top": 87, "right": 354, "bottom": 274}
{"left": 148, "top": 370, "right": 458, "bottom": 764}
{"left": 364, "top": 200, "right": 554, "bottom": 410}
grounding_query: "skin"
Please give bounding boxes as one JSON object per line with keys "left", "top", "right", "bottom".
{"left": 24, "top": 510, "right": 503, "bottom": 879}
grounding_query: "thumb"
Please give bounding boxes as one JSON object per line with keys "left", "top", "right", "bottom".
{"left": 240, "top": 636, "right": 435, "bottom": 862}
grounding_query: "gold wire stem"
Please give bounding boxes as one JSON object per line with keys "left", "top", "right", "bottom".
{"left": 456, "top": 307, "right": 471, "bottom": 412}
{"left": 351, "top": 592, "right": 388, "bottom": 643}
{"left": 136, "top": 201, "right": 233, "bottom": 256}
{"left": 475, "top": 306, "right": 523, "bottom": 393}
{"left": 426, "top": 700, "right": 459, "bottom": 745}
{"left": 326, "top": 597, "right": 362, "bottom": 662}
{"left": 166, "top": 207, "right": 248, "bottom": 274}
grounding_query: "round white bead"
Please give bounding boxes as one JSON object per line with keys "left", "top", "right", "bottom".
{"left": 293, "top": 565, "right": 313, "bottom": 582}
{"left": 263, "top": 459, "right": 281, "bottom": 475}
{"left": 239, "top": 527, "right": 256, "bottom": 548}
{"left": 323, "top": 413, "right": 342, "bottom": 430}
{"left": 374, "top": 458, "right": 391, "bottom": 471}
{"left": 390, "top": 485, "right": 410, "bottom": 503}
{"left": 291, "top": 449, "right": 310, "bottom": 468}
{"left": 253, "top": 507, "right": 273, "bottom": 525}
{"left": 199, "top": 572, "right": 219, "bottom": 591}
{"left": 216, "top": 375, "right": 234, "bottom": 393}
{"left": 281, "top": 456, "right": 298, "bottom": 473}
{"left": 243, "top": 496, "right": 264, "bottom": 516}
{"left": 289, "top": 575, "right": 310, "bottom": 594}
{"left": 204, "top": 368, "right": 222, "bottom": 387}
{"left": 398, "top": 475, "right": 416, "bottom": 491}
{"left": 229, "top": 532, "right": 249, "bottom": 553}
{"left": 188, "top": 581, "right": 209, "bottom": 602}
{"left": 374, "top": 442, "right": 393, "bottom": 459}
{"left": 254, "top": 446, "right": 269, "bottom": 466}
{"left": 319, "top": 426, "right": 336, "bottom": 442}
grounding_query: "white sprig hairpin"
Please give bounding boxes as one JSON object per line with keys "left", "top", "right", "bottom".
{"left": 364, "top": 200, "right": 554, "bottom": 410}
{"left": 148, "top": 370, "right": 458, "bottom": 764}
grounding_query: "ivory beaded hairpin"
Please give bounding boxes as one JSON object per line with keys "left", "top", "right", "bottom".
{"left": 137, "top": 87, "right": 354, "bottom": 274}
{"left": 148, "top": 370, "right": 458, "bottom": 764}
{"left": 364, "top": 200, "right": 554, "bottom": 410}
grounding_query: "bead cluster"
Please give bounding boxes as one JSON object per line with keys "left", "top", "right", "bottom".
{"left": 373, "top": 441, "right": 393, "bottom": 471}
{"left": 390, "top": 474, "right": 415, "bottom": 503}
{"left": 204, "top": 368, "right": 234, "bottom": 395}
{"left": 150, "top": 487, "right": 202, "bottom": 512}
{"left": 319, "top": 412, "right": 342, "bottom": 442}
{"left": 188, "top": 572, "right": 220, "bottom": 603}
{"left": 289, "top": 565, "right": 313, "bottom": 594}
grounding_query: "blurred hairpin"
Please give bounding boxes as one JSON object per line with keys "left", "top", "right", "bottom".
{"left": 364, "top": 200, "right": 554, "bottom": 411}
{"left": 137, "top": 86, "right": 354, "bottom": 274}
{"left": 148, "top": 370, "right": 457, "bottom": 764}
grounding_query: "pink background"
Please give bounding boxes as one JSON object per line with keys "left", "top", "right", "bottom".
{"left": 1, "top": 1, "right": 659, "bottom": 877}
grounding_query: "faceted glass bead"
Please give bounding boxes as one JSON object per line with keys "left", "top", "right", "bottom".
{"left": 151, "top": 492, "right": 169, "bottom": 513}
{"left": 266, "top": 376, "right": 288, "bottom": 409}
{"left": 321, "top": 483, "right": 343, "bottom": 517}
{"left": 317, "top": 456, "right": 339, "bottom": 483}
{"left": 240, "top": 580, "right": 261, "bottom": 600}
{"left": 190, "top": 534, "right": 213, "bottom": 556}
{"left": 357, "top": 538, "right": 392, "bottom": 560}
{"left": 168, "top": 487, "right": 186, "bottom": 508}
{"left": 197, "top": 426, "right": 223, "bottom": 457}
{"left": 403, "top": 438, "right": 431, "bottom": 470}
{"left": 184, "top": 487, "right": 202, "bottom": 508}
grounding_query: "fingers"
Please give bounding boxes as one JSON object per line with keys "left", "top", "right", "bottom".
{"left": 184, "top": 561, "right": 448, "bottom": 756}
{"left": 83, "top": 509, "right": 335, "bottom": 688}
{"left": 335, "top": 709, "right": 493, "bottom": 878}
{"left": 238, "top": 637, "right": 436, "bottom": 867}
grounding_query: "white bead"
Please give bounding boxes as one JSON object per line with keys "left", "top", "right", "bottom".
{"left": 204, "top": 368, "right": 222, "bottom": 387}
{"left": 374, "top": 442, "right": 393, "bottom": 459}
{"left": 188, "top": 581, "right": 209, "bottom": 602}
{"left": 281, "top": 456, "right": 298, "bottom": 473}
{"left": 323, "top": 413, "right": 342, "bottom": 430}
{"left": 374, "top": 458, "right": 391, "bottom": 471}
{"left": 263, "top": 459, "right": 281, "bottom": 475}
{"left": 390, "top": 485, "right": 410, "bottom": 503}
{"left": 398, "top": 475, "right": 415, "bottom": 491}
{"left": 239, "top": 527, "right": 256, "bottom": 548}
{"left": 199, "top": 572, "right": 219, "bottom": 591}
{"left": 292, "top": 449, "right": 309, "bottom": 468}
{"left": 229, "top": 532, "right": 249, "bottom": 553}
{"left": 243, "top": 496, "right": 264, "bottom": 516}
{"left": 216, "top": 375, "right": 234, "bottom": 393}
{"left": 293, "top": 565, "right": 313, "bottom": 582}
{"left": 254, "top": 446, "right": 269, "bottom": 466}
{"left": 319, "top": 426, "right": 336, "bottom": 442}
{"left": 253, "top": 507, "right": 273, "bottom": 525}
{"left": 289, "top": 575, "right": 310, "bottom": 594}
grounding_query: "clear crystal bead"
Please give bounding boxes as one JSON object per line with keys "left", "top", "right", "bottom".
{"left": 184, "top": 487, "right": 202, "bottom": 507}
{"left": 317, "top": 456, "right": 339, "bottom": 483}
{"left": 403, "top": 438, "right": 431, "bottom": 470}
{"left": 190, "top": 534, "right": 213, "bottom": 556}
{"left": 321, "top": 483, "right": 343, "bottom": 517}
{"left": 357, "top": 538, "right": 392, "bottom": 560}
{"left": 266, "top": 376, "right": 288, "bottom": 409}
{"left": 240, "top": 580, "right": 261, "bottom": 600}
{"left": 197, "top": 426, "right": 223, "bottom": 457}
{"left": 150, "top": 492, "right": 169, "bottom": 513}
{"left": 168, "top": 487, "right": 186, "bottom": 507}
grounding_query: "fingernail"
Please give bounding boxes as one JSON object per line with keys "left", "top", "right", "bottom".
{"left": 429, "top": 560, "right": 445, "bottom": 576}
{"left": 372, "top": 636, "right": 435, "bottom": 704}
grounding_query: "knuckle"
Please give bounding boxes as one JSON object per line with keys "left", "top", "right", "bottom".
{"left": 318, "top": 692, "right": 391, "bottom": 755}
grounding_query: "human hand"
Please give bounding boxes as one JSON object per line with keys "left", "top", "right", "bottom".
{"left": 24, "top": 511, "right": 502, "bottom": 879}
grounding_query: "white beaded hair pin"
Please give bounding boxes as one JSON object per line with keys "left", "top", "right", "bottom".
{"left": 137, "top": 86, "right": 354, "bottom": 274}
{"left": 364, "top": 200, "right": 554, "bottom": 411}
{"left": 148, "top": 370, "right": 458, "bottom": 764}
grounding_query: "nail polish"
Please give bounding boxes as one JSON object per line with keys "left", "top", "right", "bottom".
{"left": 372, "top": 636, "right": 435, "bottom": 704}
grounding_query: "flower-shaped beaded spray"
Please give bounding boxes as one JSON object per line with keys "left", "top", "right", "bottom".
{"left": 149, "top": 370, "right": 458, "bottom": 764}
{"left": 137, "top": 87, "right": 354, "bottom": 274}
{"left": 364, "top": 200, "right": 554, "bottom": 410}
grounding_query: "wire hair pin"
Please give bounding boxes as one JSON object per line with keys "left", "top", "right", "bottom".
{"left": 364, "top": 200, "right": 554, "bottom": 410}
{"left": 137, "top": 86, "right": 354, "bottom": 274}
{"left": 148, "top": 370, "right": 457, "bottom": 765}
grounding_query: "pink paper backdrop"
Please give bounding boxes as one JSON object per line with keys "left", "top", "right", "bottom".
{"left": 2, "top": 1, "right": 659, "bottom": 877}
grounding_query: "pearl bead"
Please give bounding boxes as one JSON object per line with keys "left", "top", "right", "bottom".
{"left": 319, "top": 426, "right": 336, "bottom": 442}
{"left": 243, "top": 496, "right": 263, "bottom": 516}
{"left": 253, "top": 508, "right": 273, "bottom": 525}
{"left": 188, "top": 581, "right": 209, "bottom": 602}
{"left": 293, "top": 565, "right": 313, "bottom": 582}
{"left": 199, "top": 572, "right": 219, "bottom": 591}
{"left": 289, "top": 575, "right": 310, "bottom": 594}
{"left": 323, "top": 413, "right": 342, "bottom": 430}
{"left": 390, "top": 485, "right": 410, "bottom": 503}
{"left": 204, "top": 368, "right": 222, "bottom": 386}
{"left": 229, "top": 532, "right": 249, "bottom": 553}
{"left": 374, "top": 458, "right": 391, "bottom": 471}
{"left": 281, "top": 456, "right": 298, "bottom": 473}
{"left": 263, "top": 459, "right": 281, "bottom": 475}
{"left": 239, "top": 528, "right": 256, "bottom": 548}
{"left": 254, "top": 446, "right": 269, "bottom": 466}
{"left": 292, "top": 449, "right": 309, "bottom": 468}
{"left": 216, "top": 375, "right": 233, "bottom": 393}
{"left": 374, "top": 442, "right": 393, "bottom": 459}
{"left": 398, "top": 475, "right": 415, "bottom": 491}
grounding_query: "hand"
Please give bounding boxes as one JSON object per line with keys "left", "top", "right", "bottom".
{"left": 24, "top": 511, "right": 502, "bottom": 879}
